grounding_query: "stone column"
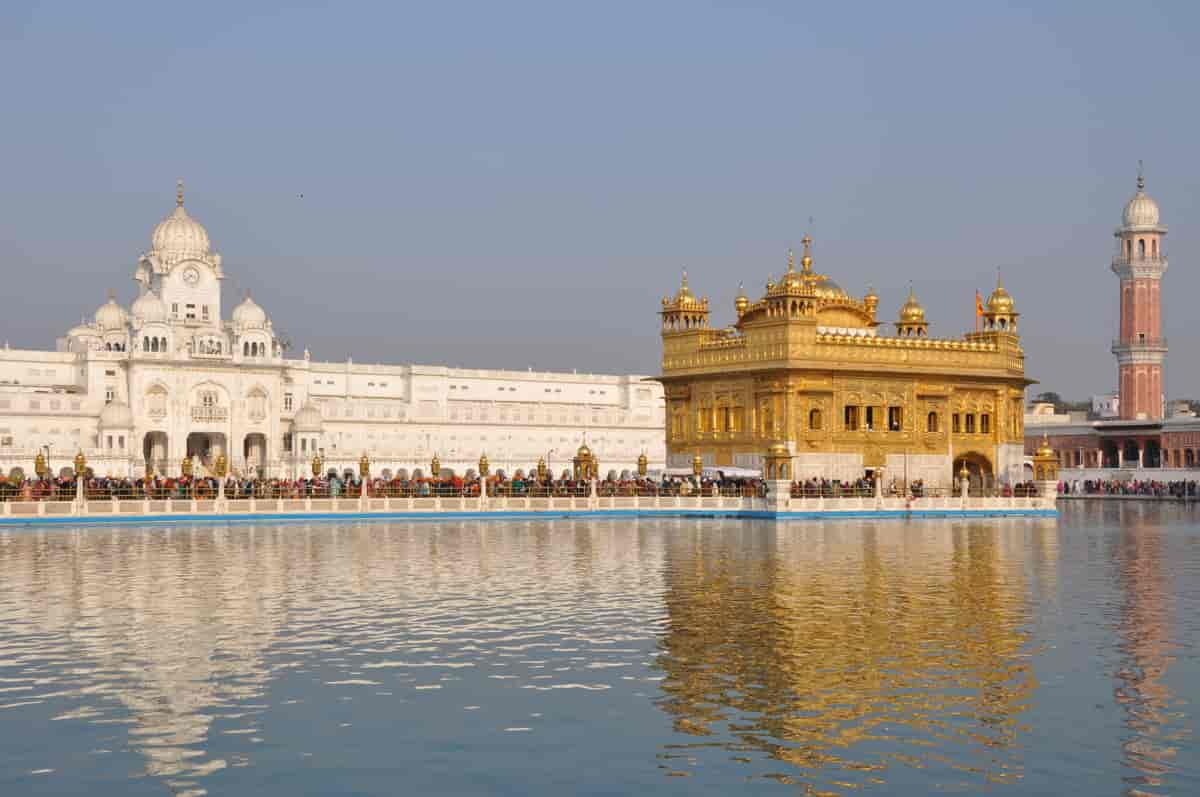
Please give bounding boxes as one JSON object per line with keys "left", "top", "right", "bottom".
{"left": 1137, "top": 443, "right": 1144, "bottom": 469}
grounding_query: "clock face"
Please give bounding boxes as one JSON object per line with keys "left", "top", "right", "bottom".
{"left": 182, "top": 266, "right": 200, "bottom": 286}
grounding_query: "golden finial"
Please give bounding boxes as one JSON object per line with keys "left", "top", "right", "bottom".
{"left": 786, "top": 248, "right": 795, "bottom": 273}
{"left": 176, "top": 178, "right": 184, "bottom": 208}
{"left": 1137, "top": 159, "right": 1144, "bottom": 192}
{"left": 800, "top": 233, "right": 813, "bottom": 271}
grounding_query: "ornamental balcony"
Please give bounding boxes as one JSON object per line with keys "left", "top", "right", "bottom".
{"left": 191, "top": 406, "right": 229, "bottom": 423}
{"left": 1111, "top": 254, "right": 1168, "bottom": 273}
{"left": 1111, "top": 337, "right": 1168, "bottom": 354}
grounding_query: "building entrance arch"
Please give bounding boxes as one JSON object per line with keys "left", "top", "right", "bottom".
{"left": 143, "top": 432, "right": 168, "bottom": 474}
{"left": 1122, "top": 440, "right": 1140, "bottom": 467}
{"left": 953, "top": 452, "right": 994, "bottom": 490}
{"left": 1143, "top": 439, "right": 1161, "bottom": 468}
{"left": 186, "top": 432, "right": 227, "bottom": 469}
{"left": 243, "top": 433, "right": 268, "bottom": 475}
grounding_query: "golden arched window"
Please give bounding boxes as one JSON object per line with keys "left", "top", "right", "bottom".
{"left": 809, "top": 408, "right": 822, "bottom": 431}
{"left": 926, "top": 411, "right": 938, "bottom": 433}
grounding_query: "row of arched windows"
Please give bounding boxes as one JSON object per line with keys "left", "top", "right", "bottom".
{"left": 104, "top": 341, "right": 127, "bottom": 351}
{"left": 1124, "top": 237, "right": 1160, "bottom": 259}
{"left": 243, "top": 341, "right": 267, "bottom": 357}
{"left": 142, "top": 336, "right": 168, "bottom": 353}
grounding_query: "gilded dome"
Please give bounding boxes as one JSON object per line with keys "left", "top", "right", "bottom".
{"left": 899, "top": 287, "right": 926, "bottom": 323}
{"left": 986, "top": 281, "right": 1015, "bottom": 315}
{"left": 232, "top": 294, "right": 268, "bottom": 328}
{"left": 99, "top": 401, "right": 134, "bottom": 428}
{"left": 1035, "top": 434, "right": 1054, "bottom": 459}
{"left": 151, "top": 181, "right": 211, "bottom": 264}
{"left": 131, "top": 289, "right": 167, "bottom": 324}
{"left": 1122, "top": 174, "right": 1161, "bottom": 228}
{"left": 94, "top": 295, "right": 129, "bottom": 331}
{"left": 576, "top": 442, "right": 592, "bottom": 458}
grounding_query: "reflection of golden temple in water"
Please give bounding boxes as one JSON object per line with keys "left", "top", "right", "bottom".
{"left": 1111, "top": 503, "right": 1187, "bottom": 796}
{"left": 654, "top": 520, "right": 1060, "bottom": 791}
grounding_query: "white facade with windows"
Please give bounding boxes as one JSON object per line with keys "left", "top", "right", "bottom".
{"left": 0, "top": 184, "right": 666, "bottom": 479}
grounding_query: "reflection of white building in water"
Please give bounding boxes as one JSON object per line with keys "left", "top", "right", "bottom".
{"left": 0, "top": 183, "right": 666, "bottom": 478}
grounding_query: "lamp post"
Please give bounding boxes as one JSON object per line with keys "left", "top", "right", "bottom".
{"left": 430, "top": 453, "right": 441, "bottom": 480}
{"left": 73, "top": 450, "right": 87, "bottom": 507}
{"left": 359, "top": 452, "right": 370, "bottom": 499}
{"left": 311, "top": 452, "right": 322, "bottom": 478}
{"left": 637, "top": 451, "right": 648, "bottom": 479}
{"left": 214, "top": 453, "right": 228, "bottom": 503}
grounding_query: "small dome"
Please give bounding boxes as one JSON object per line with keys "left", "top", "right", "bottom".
{"left": 576, "top": 442, "right": 592, "bottom": 458}
{"left": 99, "top": 401, "right": 134, "bottom": 428}
{"left": 1035, "top": 435, "right": 1054, "bottom": 459}
{"left": 986, "top": 281, "right": 1016, "bottom": 315}
{"left": 151, "top": 181, "right": 211, "bottom": 264}
{"left": 232, "top": 294, "right": 268, "bottom": 328}
{"left": 131, "top": 290, "right": 167, "bottom": 324}
{"left": 94, "top": 295, "right": 129, "bottom": 331}
{"left": 292, "top": 400, "right": 324, "bottom": 432}
{"left": 67, "top": 322, "right": 98, "bottom": 339}
{"left": 899, "top": 288, "right": 926, "bottom": 323}
{"left": 1122, "top": 175, "right": 1161, "bottom": 228}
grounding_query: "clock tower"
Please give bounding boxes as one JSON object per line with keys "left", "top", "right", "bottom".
{"left": 138, "top": 180, "right": 225, "bottom": 328}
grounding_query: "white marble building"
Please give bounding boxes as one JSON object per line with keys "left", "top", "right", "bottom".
{"left": 0, "top": 183, "right": 666, "bottom": 479}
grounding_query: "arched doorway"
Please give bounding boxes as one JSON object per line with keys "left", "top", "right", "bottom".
{"left": 186, "top": 433, "right": 227, "bottom": 466}
{"left": 1143, "top": 439, "right": 1161, "bottom": 468}
{"left": 1122, "top": 440, "right": 1140, "bottom": 467}
{"left": 953, "top": 452, "right": 994, "bottom": 492}
{"left": 143, "top": 432, "right": 168, "bottom": 474}
{"left": 243, "top": 433, "right": 268, "bottom": 476}
{"left": 1101, "top": 440, "right": 1120, "bottom": 468}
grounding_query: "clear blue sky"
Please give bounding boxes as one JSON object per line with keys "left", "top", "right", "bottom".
{"left": 1, "top": 1, "right": 1197, "bottom": 398}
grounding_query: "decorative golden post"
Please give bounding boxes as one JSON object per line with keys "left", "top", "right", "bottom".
{"left": 214, "top": 453, "right": 228, "bottom": 503}
{"left": 573, "top": 442, "right": 592, "bottom": 480}
{"left": 430, "top": 453, "right": 441, "bottom": 479}
{"left": 478, "top": 452, "right": 489, "bottom": 479}
{"left": 73, "top": 450, "right": 87, "bottom": 507}
{"left": 637, "top": 451, "right": 648, "bottom": 478}
{"left": 958, "top": 461, "right": 970, "bottom": 501}
{"left": 181, "top": 455, "right": 193, "bottom": 478}
{"left": 34, "top": 451, "right": 47, "bottom": 480}
{"left": 692, "top": 450, "right": 704, "bottom": 479}
{"left": 1032, "top": 434, "right": 1060, "bottom": 500}
{"left": 536, "top": 456, "right": 547, "bottom": 483}
{"left": 359, "top": 452, "right": 370, "bottom": 499}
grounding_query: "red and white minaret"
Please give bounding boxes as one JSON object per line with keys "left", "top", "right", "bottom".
{"left": 1111, "top": 168, "right": 1167, "bottom": 420}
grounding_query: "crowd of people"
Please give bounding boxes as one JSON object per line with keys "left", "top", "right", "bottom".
{"left": 1063, "top": 478, "right": 1199, "bottom": 498}
{"left": 0, "top": 470, "right": 767, "bottom": 502}
{"left": 15, "top": 468, "right": 1188, "bottom": 504}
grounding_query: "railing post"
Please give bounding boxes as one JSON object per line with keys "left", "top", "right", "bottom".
{"left": 960, "top": 476, "right": 969, "bottom": 510}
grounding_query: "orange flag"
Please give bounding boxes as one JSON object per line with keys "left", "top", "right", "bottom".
{"left": 975, "top": 291, "right": 984, "bottom": 317}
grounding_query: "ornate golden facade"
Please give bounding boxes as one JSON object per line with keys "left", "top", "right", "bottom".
{"left": 659, "top": 236, "right": 1032, "bottom": 487}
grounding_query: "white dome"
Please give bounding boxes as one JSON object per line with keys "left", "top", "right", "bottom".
{"left": 151, "top": 182, "right": 210, "bottom": 264}
{"left": 1122, "top": 176, "right": 1161, "bottom": 228}
{"left": 67, "top": 322, "right": 98, "bottom": 339}
{"left": 94, "top": 295, "right": 129, "bottom": 331}
{"left": 232, "top": 294, "right": 268, "bottom": 328}
{"left": 131, "top": 290, "right": 167, "bottom": 324}
{"left": 292, "top": 400, "right": 324, "bottom": 433}
{"left": 99, "top": 401, "right": 134, "bottom": 428}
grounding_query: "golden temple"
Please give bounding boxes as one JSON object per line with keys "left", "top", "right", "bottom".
{"left": 658, "top": 235, "right": 1032, "bottom": 488}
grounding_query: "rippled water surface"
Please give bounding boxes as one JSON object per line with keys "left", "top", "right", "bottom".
{"left": 1, "top": 503, "right": 1197, "bottom": 795}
